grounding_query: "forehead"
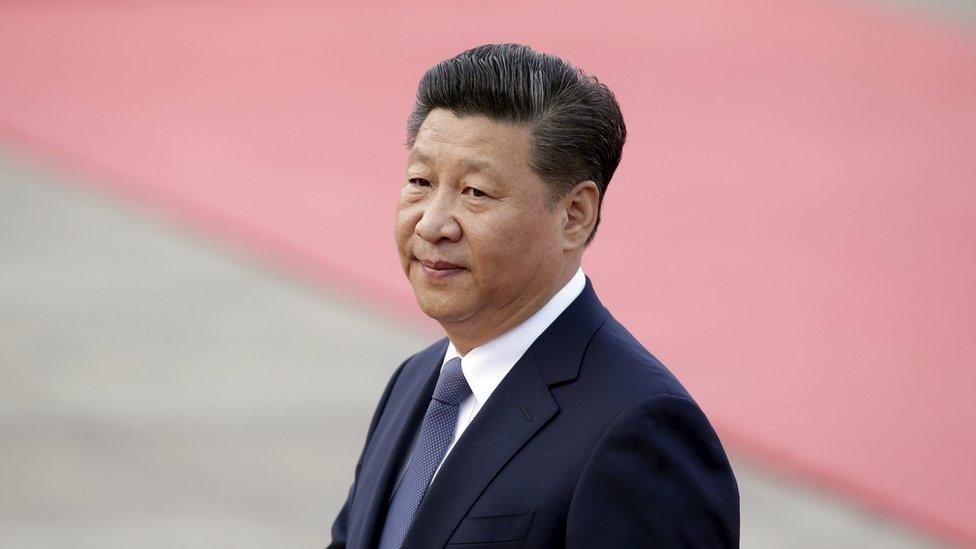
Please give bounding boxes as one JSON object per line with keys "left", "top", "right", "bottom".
{"left": 409, "top": 109, "right": 533, "bottom": 174}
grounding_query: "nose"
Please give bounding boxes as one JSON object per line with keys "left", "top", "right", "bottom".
{"left": 414, "top": 188, "right": 462, "bottom": 243}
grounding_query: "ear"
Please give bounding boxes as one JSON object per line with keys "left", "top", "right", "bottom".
{"left": 560, "top": 180, "right": 600, "bottom": 251}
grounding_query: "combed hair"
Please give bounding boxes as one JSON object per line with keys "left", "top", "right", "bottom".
{"left": 406, "top": 43, "right": 627, "bottom": 244}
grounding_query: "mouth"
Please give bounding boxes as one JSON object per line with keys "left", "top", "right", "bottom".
{"left": 416, "top": 257, "right": 465, "bottom": 280}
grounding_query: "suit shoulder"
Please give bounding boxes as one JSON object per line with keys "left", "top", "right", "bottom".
{"left": 581, "top": 316, "right": 694, "bottom": 404}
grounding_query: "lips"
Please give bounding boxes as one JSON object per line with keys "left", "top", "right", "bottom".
{"left": 419, "top": 259, "right": 463, "bottom": 270}
{"left": 416, "top": 256, "right": 465, "bottom": 280}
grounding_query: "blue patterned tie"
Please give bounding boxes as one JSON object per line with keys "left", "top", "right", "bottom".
{"left": 378, "top": 356, "right": 470, "bottom": 549}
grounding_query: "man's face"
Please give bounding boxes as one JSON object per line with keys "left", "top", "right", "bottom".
{"left": 395, "top": 108, "right": 565, "bottom": 330}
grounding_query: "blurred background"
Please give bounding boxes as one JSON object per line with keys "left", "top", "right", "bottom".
{"left": 1, "top": 1, "right": 974, "bottom": 547}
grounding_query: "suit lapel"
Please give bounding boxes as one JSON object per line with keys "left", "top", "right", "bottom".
{"left": 401, "top": 278, "right": 610, "bottom": 549}
{"left": 347, "top": 340, "right": 446, "bottom": 549}
{"left": 401, "top": 350, "right": 557, "bottom": 549}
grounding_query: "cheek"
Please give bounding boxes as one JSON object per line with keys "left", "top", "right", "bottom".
{"left": 469, "top": 211, "right": 545, "bottom": 269}
{"left": 510, "top": 213, "right": 561, "bottom": 266}
{"left": 394, "top": 204, "right": 418, "bottom": 248}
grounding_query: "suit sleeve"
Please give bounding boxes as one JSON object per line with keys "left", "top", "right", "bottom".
{"left": 566, "top": 394, "right": 740, "bottom": 548}
{"left": 327, "top": 358, "right": 409, "bottom": 549}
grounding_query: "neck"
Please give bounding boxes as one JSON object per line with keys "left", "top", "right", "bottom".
{"left": 442, "top": 260, "right": 580, "bottom": 356}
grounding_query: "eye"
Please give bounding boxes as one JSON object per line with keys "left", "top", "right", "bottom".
{"left": 465, "top": 187, "right": 488, "bottom": 199}
{"left": 408, "top": 177, "right": 431, "bottom": 187}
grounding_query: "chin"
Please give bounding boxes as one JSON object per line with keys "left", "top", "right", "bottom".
{"left": 413, "top": 291, "right": 472, "bottom": 323}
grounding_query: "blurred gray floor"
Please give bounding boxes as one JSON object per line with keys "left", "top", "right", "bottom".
{"left": 0, "top": 148, "right": 947, "bottom": 548}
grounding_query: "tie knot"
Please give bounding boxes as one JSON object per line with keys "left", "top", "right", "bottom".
{"left": 432, "top": 357, "right": 471, "bottom": 406}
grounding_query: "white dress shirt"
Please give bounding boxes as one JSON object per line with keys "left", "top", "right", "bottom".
{"left": 394, "top": 267, "right": 586, "bottom": 489}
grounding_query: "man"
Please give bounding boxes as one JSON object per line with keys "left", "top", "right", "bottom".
{"left": 329, "top": 43, "right": 738, "bottom": 548}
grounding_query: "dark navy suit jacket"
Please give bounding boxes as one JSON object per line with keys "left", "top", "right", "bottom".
{"left": 329, "top": 279, "right": 739, "bottom": 548}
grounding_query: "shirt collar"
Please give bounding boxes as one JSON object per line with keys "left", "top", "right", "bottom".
{"left": 442, "top": 266, "right": 586, "bottom": 406}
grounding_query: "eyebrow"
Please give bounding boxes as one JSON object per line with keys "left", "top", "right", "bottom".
{"left": 408, "top": 149, "right": 497, "bottom": 177}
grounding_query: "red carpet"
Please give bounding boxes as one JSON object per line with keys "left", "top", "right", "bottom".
{"left": 2, "top": 1, "right": 974, "bottom": 543}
